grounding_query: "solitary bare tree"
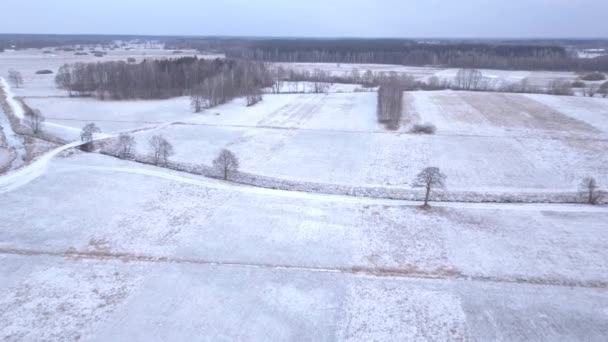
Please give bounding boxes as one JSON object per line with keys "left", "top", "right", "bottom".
{"left": 413, "top": 167, "right": 447, "bottom": 208}
{"left": 580, "top": 177, "right": 602, "bottom": 205}
{"left": 7, "top": 69, "right": 23, "bottom": 88}
{"left": 115, "top": 133, "right": 136, "bottom": 159}
{"left": 149, "top": 135, "right": 174, "bottom": 166}
{"left": 80, "top": 123, "right": 101, "bottom": 152}
{"left": 24, "top": 109, "right": 45, "bottom": 135}
{"left": 213, "top": 149, "right": 239, "bottom": 180}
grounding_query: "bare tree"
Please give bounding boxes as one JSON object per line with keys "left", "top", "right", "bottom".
{"left": 149, "top": 135, "right": 174, "bottom": 166}
{"left": 580, "top": 177, "right": 602, "bottom": 205}
{"left": 245, "top": 85, "right": 263, "bottom": 106}
{"left": 80, "top": 123, "right": 101, "bottom": 152}
{"left": 115, "top": 133, "right": 136, "bottom": 159}
{"left": 7, "top": 69, "right": 23, "bottom": 88}
{"left": 213, "top": 149, "right": 239, "bottom": 180}
{"left": 601, "top": 82, "right": 608, "bottom": 98}
{"left": 602, "top": 89, "right": 608, "bottom": 98}
{"left": 190, "top": 86, "right": 204, "bottom": 113}
{"left": 413, "top": 167, "right": 447, "bottom": 208}
{"left": 583, "top": 84, "right": 600, "bottom": 97}
{"left": 24, "top": 108, "right": 45, "bottom": 135}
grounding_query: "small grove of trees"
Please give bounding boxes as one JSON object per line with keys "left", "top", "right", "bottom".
{"left": 413, "top": 167, "right": 447, "bottom": 208}
{"left": 213, "top": 149, "right": 239, "bottom": 180}
{"left": 454, "top": 68, "right": 483, "bottom": 90}
{"left": 80, "top": 123, "right": 101, "bottom": 152}
{"left": 149, "top": 135, "right": 174, "bottom": 166}
{"left": 189, "top": 61, "right": 272, "bottom": 111}
{"left": 55, "top": 57, "right": 273, "bottom": 105}
{"left": 24, "top": 108, "right": 45, "bottom": 135}
{"left": 580, "top": 177, "right": 603, "bottom": 205}
{"left": 376, "top": 74, "right": 403, "bottom": 130}
{"left": 115, "top": 133, "right": 136, "bottom": 159}
{"left": 547, "top": 80, "right": 573, "bottom": 96}
{"left": 7, "top": 69, "right": 23, "bottom": 88}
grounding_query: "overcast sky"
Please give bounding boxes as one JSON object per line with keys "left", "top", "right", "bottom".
{"left": 1, "top": 0, "right": 607, "bottom": 38}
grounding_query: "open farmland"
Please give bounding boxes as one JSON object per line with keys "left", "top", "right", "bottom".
{"left": 1, "top": 153, "right": 608, "bottom": 341}
{"left": 1, "top": 42, "right": 608, "bottom": 341}
{"left": 23, "top": 89, "right": 608, "bottom": 192}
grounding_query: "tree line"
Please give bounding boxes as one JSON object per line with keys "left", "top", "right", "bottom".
{"left": 55, "top": 57, "right": 273, "bottom": 104}
{"left": 227, "top": 39, "right": 608, "bottom": 72}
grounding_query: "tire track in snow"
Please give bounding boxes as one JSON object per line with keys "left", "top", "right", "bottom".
{"left": 1, "top": 246, "right": 606, "bottom": 289}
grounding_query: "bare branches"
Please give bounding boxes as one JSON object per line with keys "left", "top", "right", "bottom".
{"left": 115, "top": 133, "right": 136, "bottom": 159}
{"left": 413, "top": 167, "right": 447, "bottom": 207}
{"left": 213, "top": 149, "right": 239, "bottom": 180}
{"left": 24, "top": 109, "right": 45, "bottom": 135}
{"left": 149, "top": 135, "right": 174, "bottom": 166}
{"left": 7, "top": 69, "right": 23, "bottom": 88}
{"left": 80, "top": 123, "right": 101, "bottom": 152}
{"left": 580, "top": 177, "right": 603, "bottom": 205}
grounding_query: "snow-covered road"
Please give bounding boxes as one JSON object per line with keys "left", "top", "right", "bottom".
{"left": 0, "top": 77, "right": 26, "bottom": 170}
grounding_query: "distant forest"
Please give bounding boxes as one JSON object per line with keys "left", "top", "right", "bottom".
{"left": 2, "top": 35, "right": 607, "bottom": 72}
{"left": 225, "top": 39, "right": 608, "bottom": 72}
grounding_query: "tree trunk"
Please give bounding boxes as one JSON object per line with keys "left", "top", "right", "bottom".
{"left": 424, "top": 185, "right": 431, "bottom": 207}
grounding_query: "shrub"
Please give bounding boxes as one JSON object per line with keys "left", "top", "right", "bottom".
{"left": 75, "top": 52, "right": 88, "bottom": 56}
{"left": 411, "top": 123, "right": 437, "bottom": 134}
{"left": 126, "top": 57, "right": 136, "bottom": 63}
{"left": 571, "top": 80, "right": 586, "bottom": 88}
{"left": 581, "top": 72, "right": 606, "bottom": 81}
{"left": 35, "top": 69, "right": 53, "bottom": 75}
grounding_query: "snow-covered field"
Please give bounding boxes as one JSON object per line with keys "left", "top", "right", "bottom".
{"left": 26, "top": 90, "right": 607, "bottom": 191}
{"left": 272, "top": 62, "right": 582, "bottom": 87}
{"left": 0, "top": 47, "right": 216, "bottom": 97}
{"left": 0, "top": 153, "right": 607, "bottom": 341}
{"left": 2, "top": 50, "right": 608, "bottom": 340}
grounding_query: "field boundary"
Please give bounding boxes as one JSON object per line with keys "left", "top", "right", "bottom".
{"left": 2, "top": 246, "right": 606, "bottom": 289}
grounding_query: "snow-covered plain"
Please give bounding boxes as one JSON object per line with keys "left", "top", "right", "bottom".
{"left": 2, "top": 49, "right": 608, "bottom": 341}
{"left": 0, "top": 153, "right": 607, "bottom": 341}
{"left": 0, "top": 47, "right": 215, "bottom": 97}
{"left": 271, "top": 62, "right": 582, "bottom": 87}
{"left": 28, "top": 91, "right": 605, "bottom": 191}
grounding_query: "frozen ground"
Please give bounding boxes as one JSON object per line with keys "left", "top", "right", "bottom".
{"left": 31, "top": 90, "right": 601, "bottom": 191}
{"left": 21, "top": 91, "right": 608, "bottom": 190}
{"left": 2, "top": 53, "right": 608, "bottom": 340}
{"left": 0, "top": 153, "right": 607, "bottom": 341}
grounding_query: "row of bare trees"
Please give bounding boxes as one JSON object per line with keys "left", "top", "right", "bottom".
{"left": 414, "top": 169, "right": 604, "bottom": 207}
{"left": 75, "top": 121, "right": 605, "bottom": 207}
